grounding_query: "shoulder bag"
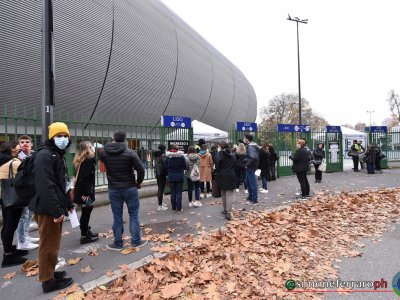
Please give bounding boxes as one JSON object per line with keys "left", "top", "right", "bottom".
{"left": 1, "top": 160, "right": 30, "bottom": 208}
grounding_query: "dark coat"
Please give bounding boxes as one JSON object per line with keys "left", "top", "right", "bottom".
{"left": 153, "top": 149, "right": 167, "bottom": 176}
{"left": 165, "top": 151, "right": 186, "bottom": 181}
{"left": 244, "top": 143, "right": 259, "bottom": 171}
{"left": 29, "top": 141, "right": 74, "bottom": 218}
{"left": 290, "top": 147, "right": 310, "bottom": 173}
{"left": 312, "top": 148, "right": 325, "bottom": 162}
{"left": 99, "top": 142, "right": 144, "bottom": 189}
{"left": 269, "top": 147, "right": 278, "bottom": 164}
{"left": 215, "top": 149, "right": 236, "bottom": 190}
{"left": 365, "top": 147, "right": 377, "bottom": 164}
{"left": 73, "top": 158, "right": 96, "bottom": 205}
{"left": 234, "top": 152, "right": 246, "bottom": 169}
{"left": 258, "top": 148, "right": 270, "bottom": 177}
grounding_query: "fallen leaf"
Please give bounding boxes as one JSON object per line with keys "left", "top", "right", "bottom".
{"left": 160, "top": 282, "right": 182, "bottom": 298}
{"left": 80, "top": 265, "right": 93, "bottom": 273}
{"left": 121, "top": 247, "right": 140, "bottom": 254}
{"left": 88, "top": 248, "right": 99, "bottom": 256}
{"left": 3, "top": 272, "right": 16, "bottom": 280}
{"left": 106, "top": 271, "right": 114, "bottom": 277}
{"left": 67, "top": 257, "right": 82, "bottom": 265}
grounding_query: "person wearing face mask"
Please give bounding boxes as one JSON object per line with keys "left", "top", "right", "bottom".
{"left": 289, "top": 139, "right": 311, "bottom": 200}
{"left": 29, "top": 122, "right": 74, "bottom": 293}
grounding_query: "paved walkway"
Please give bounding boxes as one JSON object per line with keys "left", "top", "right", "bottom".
{"left": 0, "top": 168, "right": 399, "bottom": 299}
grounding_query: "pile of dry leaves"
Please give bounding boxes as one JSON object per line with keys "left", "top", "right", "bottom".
{"left": 84, "top": 188, "right": 400, "bottom": 299}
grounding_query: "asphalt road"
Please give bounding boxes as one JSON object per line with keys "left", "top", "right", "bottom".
{"left": 1, "top": 168, "right": 400, "bottom": 300}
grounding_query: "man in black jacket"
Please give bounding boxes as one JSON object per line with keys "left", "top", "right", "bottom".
{"left": 99, "top": 131, "right": 146, "bottom": 251}
{"left": 244, "top": 134, "right": 259, "bottom": 204}
{"left": 29, "top": 122, "right": 74, "bottom": 293}
{"left": 153, "top": 144, "right": 168, "bottom": 211}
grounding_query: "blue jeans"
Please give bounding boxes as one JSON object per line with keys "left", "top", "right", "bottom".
{"left": 109, "top": 187, "right": 141, "bottom": 247}
{"left": 245, "top": 169, "right": 258, "bottom": 202}
{"left": 261, "top": 176, "right": 268, "bottom": 190}
{"left": 235, "top": 167, "right": 247, "bottom": 189}
{"left": 187, "top": 178, "right": 200, "bottom": 202}
{"left": 169, "top": 181, "right": 183, "bottom": 210}
{"left": 367, "top": 163, "right": 375, "bottom": 174}
{"left": 141, "top": 160, "right": 148, "bottom": 169}
{"left": 16, "top": 207, "right": 32, "bottom": 243}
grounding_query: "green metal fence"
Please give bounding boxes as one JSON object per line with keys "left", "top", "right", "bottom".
{"left": 0, "top": 107, "right": 194, "bottom": 186}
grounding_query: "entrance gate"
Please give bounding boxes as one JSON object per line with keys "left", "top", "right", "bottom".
{"left": 313, "top": 126, "right": 343, "bottom": 173}
{"left": 367, "top": 126, "right": 388, "bottom": 169}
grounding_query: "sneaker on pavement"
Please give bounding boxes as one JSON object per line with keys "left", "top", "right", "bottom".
{"left": 235, "top": 189, "right": 239, "bottom": 192}
{"left": 1, "top": 253, "right": 27, "bottom": 268}
{"left": 107, "top": 243, "right": 124, "bottom": 251}
{"left": 162, "top": 203, "right": 168, "bottom": 207}
{"left": 196, "top": 201, "right": 203, "bottom": 207}
{"left": 26, "top": 236, "right": 40, "bottom": 243}
{"left": 29, "top": 222, "right": 38, "bottom": 232}
{"left": 55, "top": 257, "right": 66, "bottom": 270}
{"left": 132, "top": 240, "right": 148, "bottom": 248}
{"left": 42, "top": 277, "right": 73, "bottom": 293}
{"left": 225, "top": 213, "right": 232, "bottom": 220}
{"left": 188, "top": 202, "right": 194, "bottom": 207}
{"left": 200, "top": 193, "right": 204, "bottom": 199}
{"left": 244, "top": 190, "right": 248, "bottom": 194}
{"left": 17, "top": 241, "right": 39, "bottom": 250}
{"left": 260, "top": 189, "right": 268, "bottom": 194}
{"left": 157, "top": 205, "right": 168, "bottom": 211}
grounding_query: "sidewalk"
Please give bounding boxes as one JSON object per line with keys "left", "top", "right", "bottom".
{"left": 0, "top": 169, "right": 399, "bottom": 299}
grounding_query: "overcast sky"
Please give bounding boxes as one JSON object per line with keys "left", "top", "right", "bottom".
{"left": 162, "top": 0, "right": 400, "bottom": 128}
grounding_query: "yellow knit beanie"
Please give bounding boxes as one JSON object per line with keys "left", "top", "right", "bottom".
{"left": 48, "top": 122, "right": 70, "bottom": 139}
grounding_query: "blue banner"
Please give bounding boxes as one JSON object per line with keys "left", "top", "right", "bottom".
{"left": 326, "top": 126, "right": 341, "bottom": 133}
{"left": 162, "top": 115, "right": 192, "bottom": 128}
{"left": 370, "top": 126, "right": 387, "bottom": 133}
{"left": 236, "top": 122, "right": 257, "bottom": 132}
{"left": 277, "top": 124, "right": 310, "bottom": 132}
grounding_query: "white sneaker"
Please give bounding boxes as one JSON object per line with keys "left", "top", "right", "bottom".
{"left": 29, "top": 222, "right": 38, "bottom": 232}
{"left": 162, "top": 203, "right": 168, "bottom": 207}
{"left": 259, "top": 188, "right": 264, "bottom": 191}
{"left": 64, "top": 216, "right": 70, "bottom": 221}
{"left": 235, "top": 189, "right": 239, "bottom": 192}
{"left": 244, "top": 190, "right": 248, "bottom": 194}
{"left": 55, "top": 257, "right": 66, "bottom": 270}
{"left": 26, "top": 236, "right": 40, "bottom": 243}
{"left": 188, "top": 202, "right": 194, "bottom": 207}
{"left": 17, "top": 241, "right": 39, "bottom": 250}
{"left": 206, "top": 193, "right": 212, "bottom": 198}
{"left": 200, "top": 193, "right": 204, "bottom": 199}
{"left": 260, "top": 189, "right": 268, "bottom": 194}
{"left": 158, "top": 205, "right": 168, "bottom": 211}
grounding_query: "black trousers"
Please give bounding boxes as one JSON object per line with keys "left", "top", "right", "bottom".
{"left": 156, "top": 174, "right": 167, "bottom": 205}
{"left": 296, "top": 171, "right": 310, "bottom": 197}
{"left": 1, "top": 205, "right": 23, "bottom": 253}
{"left": 200, "top": 181, "right": 211, "bottom": 194}
{"left": 352, "top": 156, "right": 359, "bottom": 171}
{"left": 80, "top": 205, "right": 93, "bottom": 235}
{"left": 314, "top": 165, "right": 322, "bottom": 181}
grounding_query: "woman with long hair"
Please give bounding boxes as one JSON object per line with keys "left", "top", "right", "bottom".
{"left": 312, "top": 143, "right": 325, "bottom": 183}
{"left": 72, "top": 141, "right": 99, "bottom": 244}
{"left": 0, "top": 141, "right": 28, "bottom": 267}
{"left": 258, "top": 143, "right": 270, "bottom": 193}
{"left": 185, "top": 146, "right": 201, "bottom": 207}
{"left": 234, "top": 143, "right": 247, "bottom": 192}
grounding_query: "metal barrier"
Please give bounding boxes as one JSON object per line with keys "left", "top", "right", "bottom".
{"left": 0, "top": 106, "right": 194, "bottom": 185}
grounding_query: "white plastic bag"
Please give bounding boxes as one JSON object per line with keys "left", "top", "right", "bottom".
{"left": 319, "top": 161, "right": 327, "bottom": 172}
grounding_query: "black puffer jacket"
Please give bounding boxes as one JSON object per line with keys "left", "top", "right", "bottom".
{"left": 153, "top": 149, "right": 167, "bottom": 176}
{"left": 29, "top": 141, "right": 74, "bottom": 218}
{"left": 244, "top": 143, "right": 259, "bottom": 171}
{"left": 290, "top": 147, "right": 310, "bottom": 173}
{"left": 100, "top": 142, "right": 144, "bottom": 189}
{"left": 73, "top": 158, "right": 96, "bottom": 205}
{"left": 215, "top": 149, "right": 236, "bottom": 190}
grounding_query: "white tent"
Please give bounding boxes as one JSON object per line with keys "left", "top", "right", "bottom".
{"left": 192, "top": 120, "right": 228, "bottom": 143}
{"left": 341, "top": 126, "right": 368, "bottom": 152}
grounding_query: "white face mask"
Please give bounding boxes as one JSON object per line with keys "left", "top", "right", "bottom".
{"left": 54, "top": 137, "right": 69, "bottom": 150}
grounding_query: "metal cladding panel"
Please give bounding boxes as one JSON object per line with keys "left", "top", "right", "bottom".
{"left": 52, "top": 1, "right": 113, "bottom": 117}
{"left": 0, "top": 1, "right": 41, "bottom": 113}
{"left": 0, "top": 0, "right": 257, "bottom": 131}
{"left": 164, "top": 17, "right": 212, "bottom": 120}
{"left": 99, "top": 0, "right": 177, "bottom": 123}
{"left": 200, "top": 53, "right": 234, "bottom": 129}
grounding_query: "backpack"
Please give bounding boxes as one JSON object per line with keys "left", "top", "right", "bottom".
{"left": 14, "top": 153, "right": 36, "bottom": 201}
{"left": 190, "top": 164, "right": 200, "bottom": 181}
{"left": 155, "top": 154, "right": 167, "bottom": 176}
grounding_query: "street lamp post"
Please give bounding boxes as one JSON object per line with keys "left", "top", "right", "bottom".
{"left": 367, "top": 110, "right": 374, "bottom": 128}
{"left": 287, "top": 14, "right": 308, "bottom": 124}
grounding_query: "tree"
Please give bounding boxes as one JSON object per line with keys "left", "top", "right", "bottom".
{"left": 354, "top": 122, "right": 366, "bottom": 132}
{"left": 382, "top": 114, "right": 399, "bottom": 130}
{"left": 259, "top": 93, "right": 328, "bottom": 131}
{"left": 341, "top": 123, "right": 354, "bottom": 129}
{"left": 387, "top": 90, "right": 400, "bottom": 122}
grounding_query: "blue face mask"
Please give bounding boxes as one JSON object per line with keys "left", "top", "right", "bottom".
{"left": 54, "top": 137, "right": 69, "bottom": 150}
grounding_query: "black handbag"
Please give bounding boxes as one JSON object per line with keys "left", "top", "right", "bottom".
{"left": 0, "top": 161, "right": 30, "bottom": 208}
